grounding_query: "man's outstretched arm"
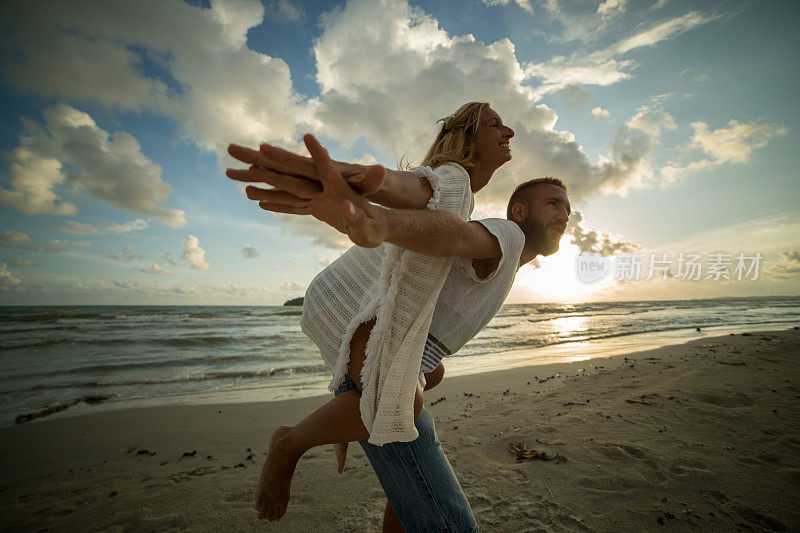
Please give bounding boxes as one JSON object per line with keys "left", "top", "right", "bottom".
{"left": 226, "top": 143, "right": 433, "bottom": 210}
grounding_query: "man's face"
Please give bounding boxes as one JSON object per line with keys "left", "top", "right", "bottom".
{"left": 516, "top": 184, "right": 571, "bottom": 256}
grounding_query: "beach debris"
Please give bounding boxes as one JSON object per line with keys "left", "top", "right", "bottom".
{"left": 206, "top": 455, "right": 215, "bottom": 461}
{"left": 509, "top": 443, "right": 567, "bottom": 463}
{"left": 181, "top": 450, "right": 197, "bottom": 460}
{"left": 742, "top": 332, "right": 752, "bottom": 336}
{"left": 430, "top": 397, "right": 447, "bottom": 406}
{"left": 717, "top": 361, "right": 746, "bottom": 366}
{"left": 136, "top": 449, "right": 156, "bottom": 456}
{"left": 109, "top": 490, "right": 118, "bottom": 497}
{"left": 696, "top": 327, "right": 701, "bottom": 331}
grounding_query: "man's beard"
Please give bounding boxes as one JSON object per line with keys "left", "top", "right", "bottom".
{"left": 520, "top": 215, "right": 561, "bottom": 256}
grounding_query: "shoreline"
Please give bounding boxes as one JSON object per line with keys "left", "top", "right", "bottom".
{"left": 1, "top": 328, "right": 798, "bottom": 531}
{"left": 6, "top": 320, "right": 796, "bottom": 429}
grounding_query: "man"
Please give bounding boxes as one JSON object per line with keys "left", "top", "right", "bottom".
{"left": 228, "top": 135, "right": 570, "bottom": 531}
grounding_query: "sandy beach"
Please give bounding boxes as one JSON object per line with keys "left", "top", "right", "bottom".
{"left": 1, "top": 328, "right": 798, "bottom": 532}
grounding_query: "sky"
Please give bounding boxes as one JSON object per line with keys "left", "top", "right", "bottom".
{"left": 0, "top": 0, "right": 798, "bottom": 305}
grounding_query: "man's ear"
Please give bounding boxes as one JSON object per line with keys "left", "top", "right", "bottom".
{"left": 511, "top": 202, "right": 527, "bottom": 223}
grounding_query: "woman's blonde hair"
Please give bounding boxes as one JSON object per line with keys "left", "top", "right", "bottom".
{"left": 418, "top": 102, "right": 489, "bottom": 170}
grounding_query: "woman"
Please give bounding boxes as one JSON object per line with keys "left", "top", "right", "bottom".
{"left": 228, "top": 101, "right": 514, "bottom": 531}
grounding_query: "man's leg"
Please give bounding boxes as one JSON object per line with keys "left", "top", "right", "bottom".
{"left": 359, "top": 407, "right": 478, "bottom": 532}
{"left": 255, "top": 319, "right": 423, "bottom": 521}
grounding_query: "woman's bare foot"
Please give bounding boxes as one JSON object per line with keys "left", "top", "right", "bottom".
{"left": 255, "top": 425, "right": 298, "bottom": 521}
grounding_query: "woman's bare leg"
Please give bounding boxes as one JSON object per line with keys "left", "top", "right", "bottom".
{"left": 255, "top": 319, "right": 423, "bottom": 521}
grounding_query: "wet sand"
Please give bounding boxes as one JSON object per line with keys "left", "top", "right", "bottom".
{"left": 1, "top": 329, "right": 798, "bottom": 532}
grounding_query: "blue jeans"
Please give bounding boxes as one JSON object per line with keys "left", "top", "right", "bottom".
{"left": 335, "top": 376, "right": 478, "bottom": 532}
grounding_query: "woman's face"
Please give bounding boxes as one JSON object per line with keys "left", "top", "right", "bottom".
{"left": 473, "top": 107, "right": 515, "bottom": 170}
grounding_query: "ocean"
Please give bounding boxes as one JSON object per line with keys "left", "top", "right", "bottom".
{"left": 1, "top": 296, "right": 798, "bottom": 426}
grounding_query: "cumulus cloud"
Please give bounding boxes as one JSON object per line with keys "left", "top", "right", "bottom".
{"left": 183, "top": 234, "right": 210, "bottom": 270}
{"left": 241, "top": 244, "right": 260, "bottom": 258}
{"left": 106, "top": 218, "right": 149, "bottom": 233}
{"left": 766, "top": 250, "right": 800, "bottom": 280}
{"left": 566, "top": 211, "right": 641, "bottom": 255}
{"left": 0, "top": 263, "right": 21, "bottom": 290}
{"left": 480, "top": 0, "right": 534, "bottom": 14}
{"left": 59, "top": 221, "right": 99, "bottom": 235}
{"left": 689, "top": 120, "right": 787, "bottom": 164}
{"left": 112, "top": 244, "right": 136, "bottom": 263}
{"left": 598, "top": 0, "right": 627, "bottom": 18}
{"left": 0, "top": 231, "right": 90, "bottom": 253}
{"left": 626, "top": 108, "right": 676, "bottom": 139}
{"left": 0, "top": 104, "right": 186, "bottom": 227}
{"left": 661, "top": 119, "right": 787, "bottom": 185}
{"left": 134, "top": 263, "right": 172, "bottom": 275}
{"left": 590, "top": 107, "right": 611, "bottom": 120}
{"left": 0, "top": 0, "right": 304, "bottom": 153}
{"left": 310, "top": 0, "right": 662, "bottom": 205}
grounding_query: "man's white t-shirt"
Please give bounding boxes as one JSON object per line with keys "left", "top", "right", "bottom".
{"left": 427, "top": 218, "right": 526, "bottom": 354}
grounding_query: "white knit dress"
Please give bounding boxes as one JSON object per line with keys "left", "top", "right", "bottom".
{"left": 300, "top": 163, "right": 473, "bottom": 445}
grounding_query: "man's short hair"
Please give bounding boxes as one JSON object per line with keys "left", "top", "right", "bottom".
{"left": 506, "top": 177, "right": 569, "bottom": 219}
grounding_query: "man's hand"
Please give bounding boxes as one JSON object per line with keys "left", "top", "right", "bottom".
{"left": 227, "top": 142, "right": 387, "bottom": 196}
{"left": 236, "top": 134, "right": 391, "bottom": 249}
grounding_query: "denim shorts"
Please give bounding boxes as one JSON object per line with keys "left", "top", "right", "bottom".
{"left": 335, "top": 376, "right": 478, "bottom": 532}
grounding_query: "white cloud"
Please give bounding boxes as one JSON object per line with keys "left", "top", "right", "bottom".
{"left": 766, "top": 250, "right": 800, "bottom": 280}
{"left": 242, "top": 244, "right": 260, "bottom": 258}
{"left": 0, "top": 0, "right": 304, "bottom": 154}
{"left": 524, "top": 11, "right": 719, "bottom": 97}
{"left": 311, "top": 0, "right": 655, "bottom": 205}
{"left": 0, "top": 104, "right": 187, "bottom": 227}
{"left": 0, "top": 231, "right": 90, "bottom": 253}
{"left": 275, "top": 213, "right": 351, "bottom": 250}
{"left": 279, "top": 280, "right": 305, "bottom": 292}
{"left": 0, "top": 263, "right": 21, "bottom": 290}
{"left": 183, "top": 234, "right": 210, "bottom": 270}
{"left": 134, "top": 263, "right": 172, "bottom": 275}
{"left": 626, "top": 108, "right": 676, "bottom": 139}
{"left": 567, "top": 211, "right": 641, "bottom": 255}
{"left": 590, "top": 107, "right": 611, "bottom": 120}
{"left": 689, "top": 120, "right": 787, "bottom": 164}
{"left": 605, "top": 11, "right": 716, "bottom": 56}
{"left": 597, "top": 0, "right": 627, "bottom": 18}
{"left": 113, "top": 244, "right": 136, "bottom": 263}
{"left": 480, "top": 0, "right": 533, "bottom": 14}
{"left": 59, "top": 221, "right": 99, "bottom": 235}
{"left": 661, "top": 119, "right": 787, "bottom": 185}
{"left": 106, "top": 218, "right": 150, "bottom": 233}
